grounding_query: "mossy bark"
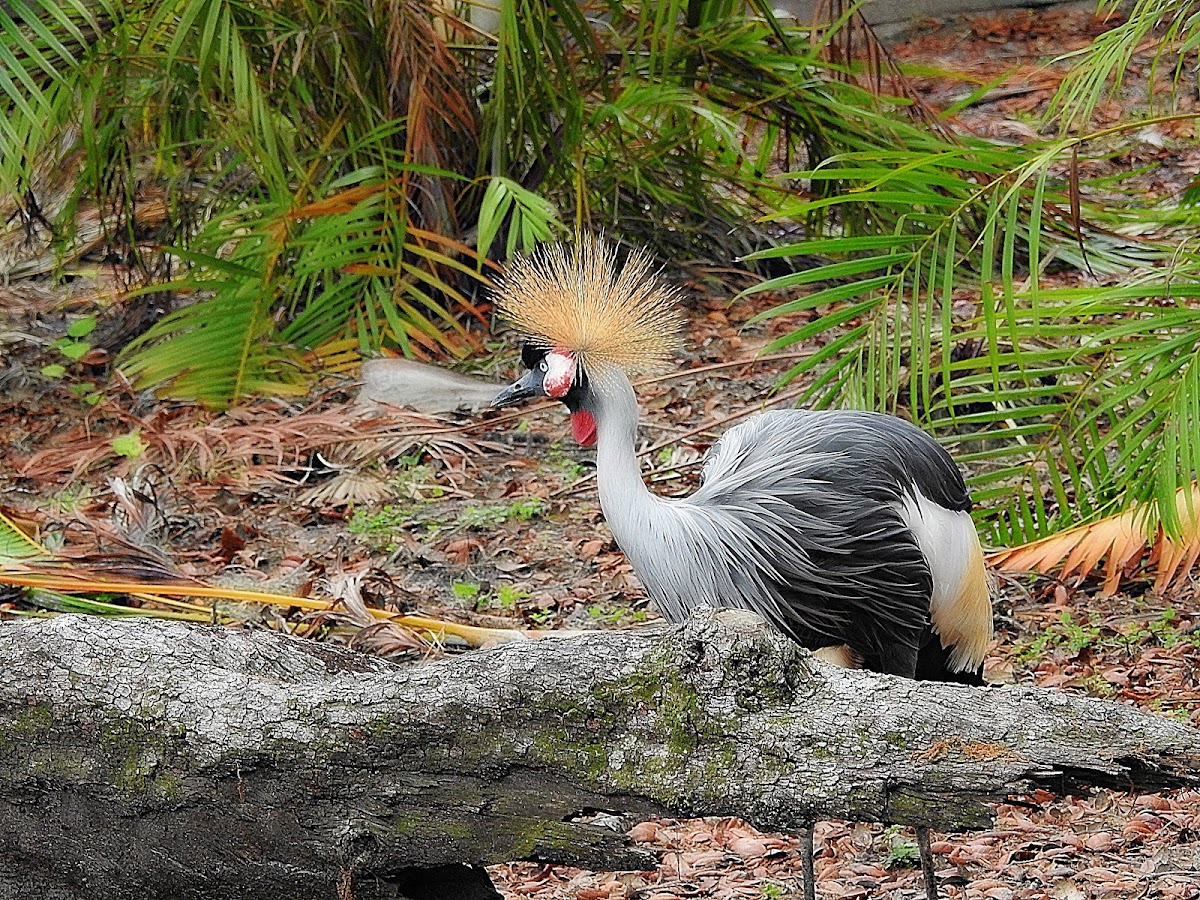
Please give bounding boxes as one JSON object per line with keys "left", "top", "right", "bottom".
{"left": 1, "top": 609, "right": 1198, "bottom": 900}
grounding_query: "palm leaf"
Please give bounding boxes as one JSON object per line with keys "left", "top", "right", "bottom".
{"left": 0, "top": 509, "right": 46, "bottom": 560}
{"left": 990, "top": 484, "right": 1200, "bottom": 595}
{"left": 1047, "top": 0, "right": 1200, "bottom": 129}
{"left": 743, "top": 106, "right": 1200, "bottom": 567}
{"left": 2, "top": 0, "right": 487, "bottom": 402}
{"left": 1, "top": 560, "right": 541, "bottom": 647}
{"left": 119, "top": 175, "right": 490, "bottom": 406}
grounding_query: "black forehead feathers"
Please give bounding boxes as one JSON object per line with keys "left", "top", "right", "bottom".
{"left": 518, "top": 340, "right": 589, "bottom": 399}
{"left": 520, "top": 340, "right": 550, "bottom": 370}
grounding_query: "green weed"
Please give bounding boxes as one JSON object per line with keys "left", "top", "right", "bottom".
{"left": 882, "top": 826, "right": 919, "bottom": 869}
{"left": 452, "top": 580, "right": 531, "bottom": 613}
{"left": 349, "top": 505, "right": 414, "bottom": 538}
{"left": 528, "top": 608, "right": 556, "bottom": 627}
{"left": 1019, "top": 608, "right": 1200, "bottom": 666}
{"left": 1016, "top": 610, "right": 1103, "bottom": 663}
{"left": 456, "top": 498, "right": 545, "bottom": 529}
{"left": 452, "top": 581, "right": 482, "bottom": 603}
{"left": 1121, "top": 608, "right": 1198, "bottom": 651}
{"left": 41, "top": 316, "right": 104, "bottom": 406}
{"left": 388, "top": 463, "right": 443, "bottom": 502}
{"left": 586, "top": 603, "right": 648, "bottom": 626}
{"left": 544, "top": 448, "right": 587, "bottom": 481}
{"left": 495, "top": 584, "right": 530, "bottom": 609}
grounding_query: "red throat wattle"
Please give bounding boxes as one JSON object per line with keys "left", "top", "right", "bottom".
{"left": 571, "top": 410, "right": 597, "bottom": 447}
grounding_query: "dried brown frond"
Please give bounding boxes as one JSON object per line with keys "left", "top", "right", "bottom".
{"left": 496, "top": 236, "right": 683, "bottom": 375}
{"left": 17, "top": 400, "right": 501, "bottom": 485}
{"left": 323, "top": 567, "right": 440, "bottom": 658}
{"left": 989, "top": 484, "right": 1200, "bottom": 596}
{"left": 381, "top": 0, "right": 478, "bottom": 235}
{"left": 297, "top": 468, "right": 394, "bottom": 508}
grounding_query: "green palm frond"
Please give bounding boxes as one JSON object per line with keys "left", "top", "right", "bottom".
{"left": 1, "top": 0, "right": 485, "bottom": 402}
{"left": 118, "top": 175, "right": 489, "bottom": 407}
{"left": 1047, "top": 0, "right": 1200, "bottom": 129}
{"left": 0, "top": 510, "right": 45, "bottom": 561}
{"left": 475, "top": 176, "right": 564, "bottom": 262}
{"left": 745, "top": 110, "right": 1200, "bottom": 547}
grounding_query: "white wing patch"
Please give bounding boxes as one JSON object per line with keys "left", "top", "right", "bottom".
{"left": 895, "top": 489, "right": 993, "bottom": 672}
{"left": 700, "top": 413, "right": 823, "bottom": 488}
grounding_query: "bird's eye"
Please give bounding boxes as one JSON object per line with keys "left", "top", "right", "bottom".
{"left": 539, "top": 360, "right": 548, "bottom": 372}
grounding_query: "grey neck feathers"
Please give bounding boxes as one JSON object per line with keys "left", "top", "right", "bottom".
{"left": 587, "top": 366, "right": 666, "bottom": 546}
{"left": 585, "top": 365, "right": 739, "bottom": 624}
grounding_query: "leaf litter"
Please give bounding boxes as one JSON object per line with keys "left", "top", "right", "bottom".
{"left": 0, "top": 6, "right": 1199, "bottom": 898}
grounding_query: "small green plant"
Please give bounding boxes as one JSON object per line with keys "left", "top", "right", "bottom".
{"left": 494, "top": 584, "right": 530, "bottom": 609}
{"left": 1115, "top": 608, "right": 1200, "bottom": 655}
{"left": 349, "top": 504, "right": 413, "bottom": 536}
{"left": 452, "top": 580, "right": 482, "bottom": 603}
{"left": 1020, "top": 608, "right": 1200, "bottom": 666}
{"left": 1017, "top": 610, "right": 1104, "bottom": 663}
{"left": 528, "top": 608, "right": 555, "bottom": 627}
{"left": 1140, "top": 608, "right": 1192, "bottom": 650}
{"left": 544, "top": 448, "right": 586, "bottom": 481}
{"left": 456, "top": 498, "right": 545, "bottom": 529}
{"left": 585, "top": 603, "right": 648, "bottom": 626}
{"left": 49, "top": 485, "right": 91, "bottom": 515}
{"left": 455, "top": 581, "right": 530, "bottom": 612}
{"left": 111, "top": 431, "right": 148, "bottom": 460}
{"left": 760, "top": 882, "right": 788, "bottom": 900}
{"left": 882, "top": 826, "right": 919, "bottom": 869}
{"left": 1150, "top": 698, "right": 1196, "bottom": 725}
{"left": 389, "top": 463, "right": 442, "bottom": 502}
{"left": 40, "top": 316, "right": 103, "bottom": 405}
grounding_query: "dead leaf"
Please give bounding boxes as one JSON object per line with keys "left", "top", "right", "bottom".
{"left": 579, "top": 539, "right": 605, "bottom": 559}
{"left": 443, "top": 538, "right": 481, "bottom": 565}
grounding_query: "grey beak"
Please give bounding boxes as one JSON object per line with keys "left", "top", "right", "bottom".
{"left": 491, "top": 369, "right": 544, "bottom": 409}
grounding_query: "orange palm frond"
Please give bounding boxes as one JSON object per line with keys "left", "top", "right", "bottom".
{"left": 988, "top": 484, "right": 1200, "bottom": 595}
{"left": 0, "top": 562, "right": 547, "bottom": 648}
{"left": 0, "top": 507, "right": 547, "bottom": 648}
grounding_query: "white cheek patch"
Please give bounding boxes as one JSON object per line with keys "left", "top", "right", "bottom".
{"left": 543, "top": 350, "right": 576, "bottom": 398}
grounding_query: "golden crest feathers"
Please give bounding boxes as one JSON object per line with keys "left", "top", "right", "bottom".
{"left": 495, "top": 237, "right": 683, "bottom": 374}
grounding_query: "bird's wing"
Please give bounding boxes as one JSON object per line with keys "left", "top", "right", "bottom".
{"left": 688, "top": 409, "right": 971, "bottom": 675}
{"left": 700, "top": 408, "right": 971, "bottom": 512}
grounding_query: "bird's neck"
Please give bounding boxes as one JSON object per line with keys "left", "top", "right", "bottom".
{"left": 585, "top": 365, "right": 698, "bottom": 624}
{"left": 587, "top": 366, "right": 658, "bottom": 533}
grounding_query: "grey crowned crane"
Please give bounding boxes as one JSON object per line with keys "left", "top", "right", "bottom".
{"left": 492, "top": 238, "right": 994, "bottom": 900}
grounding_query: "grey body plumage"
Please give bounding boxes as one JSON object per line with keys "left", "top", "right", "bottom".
{"left": 575, "top": 365, "right": 982, "bottom": 680}
{"left": 655, "top": 409, "right": 966, "bottom": 670}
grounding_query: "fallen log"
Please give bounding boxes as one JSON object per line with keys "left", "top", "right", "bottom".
{"left": 1, "top": 610, "right": 1197, "bottom": 900}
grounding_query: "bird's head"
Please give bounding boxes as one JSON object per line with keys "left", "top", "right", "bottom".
{"left": 491, "top": 237, "right": 681, "bottom": 447}
{"left": 492, "top": 341, "right": 597, "bottom": 444}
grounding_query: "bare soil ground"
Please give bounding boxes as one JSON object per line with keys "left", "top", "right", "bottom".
{"left": 1, "top": 4, "right": 1199, "bottom": 899}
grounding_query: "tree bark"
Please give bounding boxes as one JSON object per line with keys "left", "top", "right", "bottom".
{"left": 1, "top": 610, "right": 1197, "bottom": 900}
